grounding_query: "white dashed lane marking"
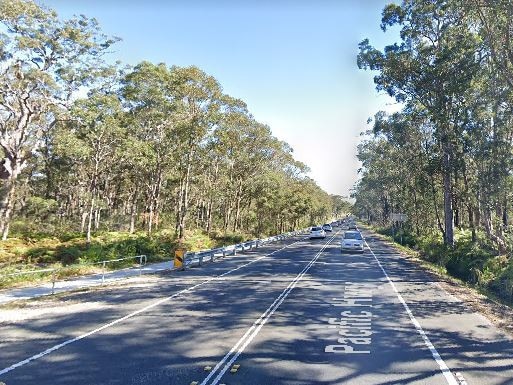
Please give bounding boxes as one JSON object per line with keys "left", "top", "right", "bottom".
{"left": 364, "top": 237, "right": 463, "bottom": 385}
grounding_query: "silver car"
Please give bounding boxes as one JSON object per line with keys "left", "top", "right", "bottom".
{"left": 341, "top": 230, "right": 364, "bottom": 253}
{"left": 309, "top": 226, "right": 326, "bottom": 239}
{"left": 322, "top": 223, "right": 333, "bottom": 232}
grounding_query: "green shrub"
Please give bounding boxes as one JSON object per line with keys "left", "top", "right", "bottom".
{"left": 54, "top": 245, "right": 82, "bottom": 265}
{"left": 481, "top": 255, "right": 509, "bottom": 285}
{"left": 487, "top": 261, "right": 513, "bottom": 303}
{"left": 182, "top": 229, "right": 214, "bottom": 251}
{"left": 211, "top": 230, "right": 251, "bottom": 246}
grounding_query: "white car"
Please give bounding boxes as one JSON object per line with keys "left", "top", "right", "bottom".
{"left": 341, "top": 230, "right": 364, "bottom": 253}
{"left": 309, "top": 226, "right": 326, "bottom": 239}
{"left": 322, "top": 223, "right": 333, "bottom": 232}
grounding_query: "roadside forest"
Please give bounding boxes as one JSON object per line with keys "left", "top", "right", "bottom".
{"left": 355, "top": 0, "right": 513, "bottom": 302}
{"left": 0, "top": 0, "right": 345, "bottom": 274}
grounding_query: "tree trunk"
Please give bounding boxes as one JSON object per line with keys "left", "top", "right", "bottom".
{"left": 175, "top": 177, "right": 184, "bottom": 236}
{"left": 197, "top": 200, "right": 203, "bottom": 228}
{"left": 81, "top": 211, "right": 88, "bottom": 232}
{"left": 484, "top": 207, "right": 507, "bottom": 252}
{"left": 462, "top": 170, "right": 476, "bottom": 242}
{"left": 86, "top": 193, "right": 95, "bottom": 244}
{"left": 454, "top": 205, "right": 460, "bottom": 229}
{"left": 0, "top": 174, "right": 17, "bottom": 240}
{"left": 233, "top": 180, "right": 243, "bottom": 232}
{"left": 224, "top": 200, "right": 232, "bottom": 233}
{"left": 148, "top": 169, "right": 162, "bottom": 236}
{"left": 178, "top": 161, "right": 192, "bottom": 240}
{"left": 475, "top": 190, "right": 482, "bottom": 230}
{"left": 154, "top": 200, "right": 160, "bottom": 231}
{"left": 502, "top": 198, "right": 508, "bottom": 228}
{"left": 206, "top": 198, "right": 213, "bottom": 233}
{"left": 94, "top": 208, "right": 101, "bottom": 230}
{"left": 412, "top": 187, "right": 420, "bottom": 236}
{"left": 468, "top": 206, "right": 476, "bottom": 243}
{"left": 129, "top": 190, "right": 138, "bottom": 234}
{"left": 148, "top": 202, "right": 154, "bottom": 234}
{"left": 430, "top": 174, "right": 445, "bottom": 240}
{"left": 442, "top": 147, "right": 454, "bottom": 247}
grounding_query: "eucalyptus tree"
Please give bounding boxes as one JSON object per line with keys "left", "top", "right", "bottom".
{"left": 170, "top": 66, "right": 223, "bottom": 240}
{"left": 0, "top": 0, "right": 119, "bottom": 239}
{"left": 122, "top": 61, "right": 179, "bottom": 234}
{"left": 355, "top": 108, "right": 444, "bottom": 235}
{"left": 205, "top": 96, "right": 251, "bottom": 232}
{"left": 55, "top": 90, "right": 125, "bottom": 243}
{"left": 331, "top": 195, "right": 352, "bottom": 218}
{"left": 469, "top": 0, "right": 513, "bottom": 88}
{"left": 468, "top": 3, "right": 513, "bottom": 249}
{"left": 463, "top": 67, "right": 513, "bottom": 250}
{"left": 358, "top": 0, "right": 482, "bottom": 246}
{"left": 224, "top": 120, "right": 288, "bottom": 232}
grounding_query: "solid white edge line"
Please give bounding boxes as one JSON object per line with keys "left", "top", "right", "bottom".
{"left": 201, "top": 231, "right": 340, "bottom": 385}
{"left": 363, "top": 237, "right": 460, "bottom": 385}
{"left": 0, "top": 238, "right": 304, "bottom": 377}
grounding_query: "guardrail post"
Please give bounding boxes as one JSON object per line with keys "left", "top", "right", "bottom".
{"left": 199, "top": 255, "right": 203, "bottom": 266}
{"left": 51, "top": 270, "right": 56, "bottom": 295}
{"left": 102, "top": 261, "right": 106, "bottom": 284}
{"left": 233, "top": 246, "right": 237, "bottom": 256}
{"left": 222, "top": 248, "right": 226, "bottom": 258}
{"left": 138, "top": 255, "right": 145, "bottom": 276}
{"left": 210, "top": 251, "right": 214, "bottom": 262}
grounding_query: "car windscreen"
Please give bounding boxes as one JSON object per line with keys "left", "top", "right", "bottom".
{"left": 344, "top": 232, "right": 362, "bottom": 240}
{"left": 311, "top": 227, "right": 322, "bottom": 231}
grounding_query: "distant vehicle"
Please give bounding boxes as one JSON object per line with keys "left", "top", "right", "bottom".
{"left": 309, "top": 226, "right": 326, "bottom": 239}
{"left": 341, "top": 230, "right": 364, "bottom": 253}
{"left": 348, "top": 223, "right": 357, "bottom": 230}
{"left": 322, "top": 223, "right": 333, "bottom": 232}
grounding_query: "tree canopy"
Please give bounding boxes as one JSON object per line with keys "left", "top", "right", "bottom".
{"left": 355, "top": 0, "right": 513, "bottom": 252}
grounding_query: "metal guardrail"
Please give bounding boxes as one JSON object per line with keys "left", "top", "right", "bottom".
{"left": 2, "top": 255, "right": 147, "bottom": 294}
{"left": 0, "top": 228, "right": 309, "bottom": 295}
{"left": 181, "top": 229, "right": 307, "bottom": 270}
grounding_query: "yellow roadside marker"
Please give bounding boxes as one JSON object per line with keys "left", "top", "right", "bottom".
{"left": 204, "top": 366, "right": 212, "bottom": 371}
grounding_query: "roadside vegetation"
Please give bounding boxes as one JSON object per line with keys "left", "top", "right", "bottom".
{"left": 0, "top": 226, "right": 257, "bottom": 289}
{"left": 354, "top": 0, "right": 513, "bottom": 307}
{"left": 0, "top": 0, "right": 351, "bottom": 286}
{"left": 370, "top": 225, "right": 513, "bottom": 306}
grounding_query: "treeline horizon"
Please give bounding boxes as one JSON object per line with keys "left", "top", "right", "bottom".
{"left": 0, "top": 0, "right": 347, "bottom": 243}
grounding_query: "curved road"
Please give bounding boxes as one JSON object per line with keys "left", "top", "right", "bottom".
{"left": 1, "top": 229, "right": 512, "bottom": 385}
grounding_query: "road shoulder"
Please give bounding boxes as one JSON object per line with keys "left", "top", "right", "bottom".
{"left": 369, "top": 230, "right": 513, "bottom": 337}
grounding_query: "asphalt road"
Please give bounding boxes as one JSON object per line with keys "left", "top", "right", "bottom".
{"left": 1, "top": 229, "right": 512, "bottom": 385}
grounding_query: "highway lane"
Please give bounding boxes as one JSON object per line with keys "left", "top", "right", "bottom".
{"left": 0, "top": 229, "right": 512, "bottom": 385}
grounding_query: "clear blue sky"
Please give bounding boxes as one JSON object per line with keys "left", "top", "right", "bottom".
{"left": 42, "top": 0, "right": 399, "bottom": 197}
